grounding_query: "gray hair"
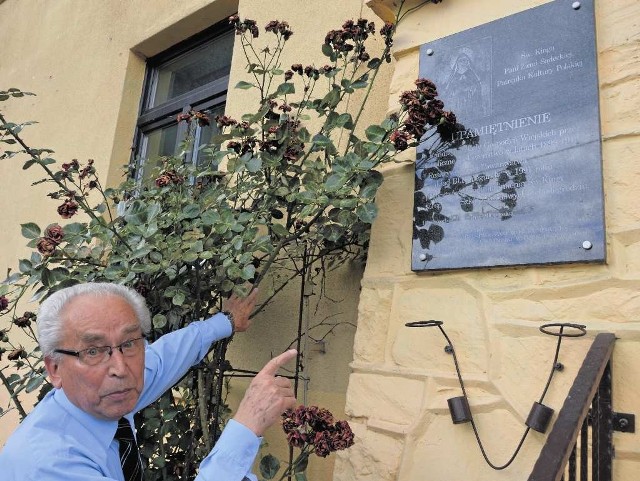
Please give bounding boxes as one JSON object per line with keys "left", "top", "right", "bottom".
{"left": 37, "top": 282, "right": 152, "bottom": 358}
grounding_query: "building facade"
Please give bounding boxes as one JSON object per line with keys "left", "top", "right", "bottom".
{"left": 1, "top": 0, "right": 639, "bottom": 480}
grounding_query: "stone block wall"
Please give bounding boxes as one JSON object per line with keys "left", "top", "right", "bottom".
{"left": 337, "top": 0, "right": 640, "bottom": 479}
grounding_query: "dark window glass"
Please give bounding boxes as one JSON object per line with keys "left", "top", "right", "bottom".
{"left": 132, "top": 21, "right": 233, "bottom": 183}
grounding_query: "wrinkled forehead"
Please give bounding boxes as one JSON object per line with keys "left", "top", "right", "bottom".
{"left": 60, "top": 293, "right": 141, "bottom": 341}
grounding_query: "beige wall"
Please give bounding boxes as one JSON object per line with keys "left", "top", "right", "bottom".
{"left": 335, "top": 0, "right": 640, "bottom": 480}
{"left": 2, "top": 0, "right": 639, "bottom": 480}
{"left": 0, "top": 1, "right": 393, "bottom": 480}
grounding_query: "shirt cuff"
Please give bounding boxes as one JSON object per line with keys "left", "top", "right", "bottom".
{"left": 195, "top": 312, "right": 233, "bottom": 345}
{"left": 197, "top": 419, "right": 261, "bottom": 481}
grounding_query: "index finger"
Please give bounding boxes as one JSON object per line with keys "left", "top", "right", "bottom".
{"left": 260, "top": 349, "right": 297, "bottom": 377}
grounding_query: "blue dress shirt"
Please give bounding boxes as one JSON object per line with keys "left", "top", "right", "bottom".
{"left": 0, "top": 313, "right": 260, "bottom": 481}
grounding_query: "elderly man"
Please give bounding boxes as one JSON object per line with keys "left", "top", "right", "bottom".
{"left": 0, "top": 282, "right": 297, "bottom": 480}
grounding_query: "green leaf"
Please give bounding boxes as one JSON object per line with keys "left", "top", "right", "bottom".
{"left": 18, "top": 259, "right": 32, "bottom": 273}
{"left": 22, "top": 159, "right": 37, "bottom": 170}
{"left": 311, "top": 134, "right": 332, "bottom": 147}
{"left": 259, "top": 454, "right": 280, "bottom": 479}
{"left": 246, "top": 157, "right": 262, "bottom": 173}
{"left": 25, "top": 374, "right": 45, "bottom": 393}
{"left": 20, "top": 223, "right": 40, "bottom": 239}
{"left": 271, "top": 223, "right": 289, "bottom": 238}
{"left": 321, "top": 43, "right": 334, "bottom": 58}
{"left": 182, "top": 204, "right": 201, "bottom": 219}
{"left": 322, "top": 88, "right": 341, "bottom": 109}
{"left": 241, "top": 264, "right": 255, "bottom": 280}
{"left": 153, "top": 314, "right": 167, "bottom": 328}
{"left": 360, "top": 183, "right": 379, "bottom": 199}
{"left": 227, "top": 265, "right": 242, "bottom": 280}
{"left": 182, "top": 251, "right": 199, "bottom": 263}
{"left": 325, "top": 173, "right": 346, "bottom": 192}
{"left": 335, "top": 113, "right": 354, "bottom": 129}
{"left": 295, "top": 474, "right": 308, "bottom": 481}
{"left": 367, "top": 57, "right": 382, "bottom": 69}
{"left": 356, "top": 203, "right": 378, "bottom": 223}
{"left": 3, "top": 272, "right": 22, "bottom": 284}
{"left": 365, "top": 125, "right": 387, "bottom": 143}
{"left": 201, "top": 210, "right": 221, "bottom": 226}
{"left": 235, "top": 81, "right": 254, "bottom": 90}
{"left": 293, "top": 452, "right": 309, "bottom": 473}
{"left": 172, "top": 291, "right": 186, "bottom": 306}
{"left": 276, "top": 82, "right": 295, "bottom": 96}
{"left": 63, "top": 223, "right": 86, "bottom": 236}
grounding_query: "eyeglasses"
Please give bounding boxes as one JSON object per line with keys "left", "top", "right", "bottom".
{"left": 54, "top": 336, "right": 146, "bottom": 366}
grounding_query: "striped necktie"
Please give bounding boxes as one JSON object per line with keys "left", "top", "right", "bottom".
{"left": 115, "top": 417, "right": 143, "bottom": 481}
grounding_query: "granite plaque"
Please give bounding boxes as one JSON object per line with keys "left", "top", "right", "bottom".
{"left": 412, "top": 0, "right": 605, "bottom": 271}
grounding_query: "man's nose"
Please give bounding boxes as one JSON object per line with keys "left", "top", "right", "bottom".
{"left": 107, "top": 347, "right": 129, "bottom": 375}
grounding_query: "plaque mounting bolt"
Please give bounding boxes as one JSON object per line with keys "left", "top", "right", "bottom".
{"left": 419, "top": 253, "right": 428, "bottom": 261}
{"left": 572, "top": 1, "right": 581, "bottom": 9}
{"left": 582, "top": 241, "right": 593, "bottom": 250}
{"left": 426, "top": 48, "right": 434, "bottom": 56}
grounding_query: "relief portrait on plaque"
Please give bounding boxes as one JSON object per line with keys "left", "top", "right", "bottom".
{"left": 441, "top": 41, "right": 492, "bottom": 119}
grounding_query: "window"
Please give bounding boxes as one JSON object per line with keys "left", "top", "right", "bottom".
{"left": 132, "top": 20, "right": 234, "bottom": 182}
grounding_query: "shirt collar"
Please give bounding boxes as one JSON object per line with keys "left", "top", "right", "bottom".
{"left": 52, "top": 388, "right": 132, "bottom": 451}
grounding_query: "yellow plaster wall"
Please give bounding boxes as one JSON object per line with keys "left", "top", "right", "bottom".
{"left": 0, "top": 2, "right": 393, "bottom": 481}
{"left": 337, "top": 0, "right": 640, "bottom": 480}
{"left": 3, "top": 0, "right": 638, "bottom": 480}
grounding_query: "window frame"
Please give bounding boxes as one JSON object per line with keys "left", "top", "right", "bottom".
{"left": 131, "top": 18, "right": 234, "bottom": 182}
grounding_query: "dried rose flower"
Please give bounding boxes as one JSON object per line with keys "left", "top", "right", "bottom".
{"left": 57, "top": 199, "right": 79, "bottom": 219}
{"left": 44, "top": 224, "right": 65, "bottom": 244}
{"left": 155, "top": 174, "right": 172, "bottom": 188}
{"left": 36, "top": 237, "right": 57, "bottom": 256}
{"left": 8, "top": 347, "right": 27, "bottom": 361}
{"left": 193, "top": 111, "right": 210, "bottom": 127}
{"left": 177, "top": 112, "right": 192, "bottom": 123}
{"left": 282, "top": 405, "right": 354, "bottom": 457}
{"left": 0, "top": 295, "right": 8, "bottom": 311}
{"left": 13, "top": 311, "right": 36, "bottom": 328}
{"left": 215, "top": 114, "right": 238, "bottom": 128}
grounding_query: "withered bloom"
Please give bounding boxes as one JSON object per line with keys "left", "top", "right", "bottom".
{"left": 176, "top": 112, "right": 192, "bottom": 123}
{"left": 155, "top": 174, "right": 172, "bottom": 188}
{"left": 57, "top": 199, "right": 79, "bottom": 219}
{"left": 193, "top": 111, "right": 210, "bottom": 127}
{"left": 0, "top": 295, "right": 8, "bottom": 311}
{"left": 44, "top": 224, "right": 65, "bottom": 244}
{"left": 13, "top": 311, "right": 36, "bottom": 328}
{"left": 36, "top": 237, "right": 57, "bottom": 256}
{"left": 215, "top": 115, "right": 238, "bottom": 128}
{"left": 282, "top": 405, "right": 354, "bottom": 457}
{"left": 389, "top": 130, "right": 411, "bottom": 151}
{"left": 8, "top": 347, "right": 27, "bottom": 361}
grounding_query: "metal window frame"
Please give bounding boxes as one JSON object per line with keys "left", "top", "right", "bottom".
{"left": 131, "top": 18, "right": 233, "bottom": 180}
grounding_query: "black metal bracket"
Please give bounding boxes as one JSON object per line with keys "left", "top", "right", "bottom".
{"left": 612, "top": 412, "right": 635, "bottom": 433}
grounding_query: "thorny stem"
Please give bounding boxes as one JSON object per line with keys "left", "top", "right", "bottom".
{"left": 0, "top": 367, "right": 28, "bottom": 419}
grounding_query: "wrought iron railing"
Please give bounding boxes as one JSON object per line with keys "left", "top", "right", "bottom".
{"left": 528, "top": 333, "right": 634, "bottom": 481}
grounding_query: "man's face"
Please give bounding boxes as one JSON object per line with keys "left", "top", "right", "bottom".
{"left": 44, "top": 294, "right": 145, "bottom": 420}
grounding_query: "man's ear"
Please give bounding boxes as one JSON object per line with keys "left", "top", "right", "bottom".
{"left": 44, "top": 356, "right": 62, "bottom": 388}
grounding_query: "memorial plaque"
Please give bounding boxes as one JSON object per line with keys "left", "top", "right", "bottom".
{"left": 412, "top": 0, "right": 605, "bottom": 271}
